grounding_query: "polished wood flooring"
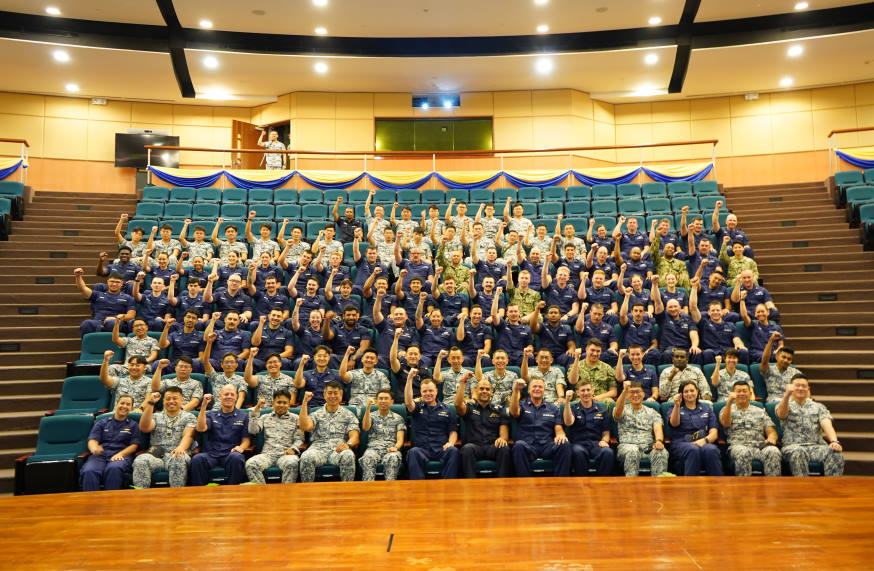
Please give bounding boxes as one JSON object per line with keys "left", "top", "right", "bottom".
{"left": 3, "top": 477, "right": 874, "bottom": 570}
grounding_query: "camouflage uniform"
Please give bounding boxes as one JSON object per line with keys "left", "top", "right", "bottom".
{"left": 158, "top": 377, "right": 204, "bottom": 408}
{"left": 484, "top": 368, "right": 519, "bottom": 407}
{"left": 782, "top": 398, "right": 844, "bottom": 477}
{"left": 764, "top": 364, "right": 800, "bottom": 403}
{"left": 658, "top": 366, "right": 712, "bottom": 402}
{"left": 245, "top": 409, "right": 305, "bottom": 484}
{"left": 724, "top": 403, "right": 781, "bottom": 476}
{"left": 360, "top": 409, "right": 405, "bottom": 481}
{"left": 206, "top": 373, "right": 247, "bottom": 408}
{"left": 132, "top": 410, "right": 197, "bottom": 487}
{"left": 576, "top": 360, "right": 617, "bottom": 405}
{"left": 216, "top": 239, "right": 248, "bottom": 263}
{"left": 261, "top": 139, "right": 286, "bottom": 170}
{"left": 251, "top": 238, "right": 280, "bottom": 260}
{"left": 715, "top": 368, "right": 752, "bottom": 402}
{"left": 186, "top": 241, "right": 214, "bottom": 261}
{"left": 614, "top": 405, "right": 669, "bottom": 476}
{"left": 299, "top": 406, "right": 359, "bottom": 482}
{"left": 109, "top": 375, "right": 151, "bottom": 409}
{"left": 439, "top": 367, "right": 474, "bottom": 405}
{"left": 109, "top": 335, "right": 159, "bottom": 376}
{"left": 527, "top": 366, "right": 566, "bottom": 405}
{"left": 251, "top": 373, "right": 296, "bottom": 406}
{"left": 346, "top": 369, "right": 390, "bottom": 412}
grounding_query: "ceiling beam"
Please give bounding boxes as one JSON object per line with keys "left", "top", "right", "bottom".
{"left": 668, "top": 0, "right": 701, "bottom": 94}
{"left": 155, "top": 0, "right": 195, "bottom": 98}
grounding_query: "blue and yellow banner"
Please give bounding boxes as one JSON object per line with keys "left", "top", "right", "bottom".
{"left": 434, "top": 170, "right": 502, "bottom": 189}
{"left": 0, "top": 158, "right": 24, "bottom": 180}
{"left": 148, "top": 166, "right": 223, "bottom": 188}
{"left": 296, "top": 170, "right": 366, "bottom": 190}
{"left": 836, "top": 147, "right": 874, "bottom": 169}
{"left": 643, "top": 162, "right": 713, "bottom": 183}
{"left": 503, "top": 170, "right": 571, "bottom": 187}
{"left": 224, "top": 169, "right": 296, "bottom": 190}
{"left": 366, "top": 171, "right": 434, "bottom": 189}
{"left": 573, "top": 166, "right": 641, "bottom": 186}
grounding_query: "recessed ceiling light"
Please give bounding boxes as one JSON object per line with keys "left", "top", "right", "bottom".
{"left": 313, "top": 0, "right": 328, "bottom": 6}
{"left": 45, "top": 6, "right": 61, "bottom": 16}
{"left": 648, "top": 16, "right": 662, "bottom": 25}
{"left": 630, "top": 84, "right": 666, "bottom": 97}
{"left": 794, "top": 2, "right": 809, "bottom": 10}
{"left": 534, "top": 0, "right": 549, "bottom": 5}
{"left": 787, "top": 45, "right": 803, "bottom": 57}
{"left": 443, "top": 100, "right": 453, "bottom": 109}
{"left": 315, "top": 27, "right": 327, "bottom": 35}
{"left": 535, "top": 57, "right": 554, "bottom": 74}
{"left": 65, "top": 83, "right": 79, "bottom": 92}
{"left": 199, "top": 19, "right": 213, "bottom": 29}
{"left": 314, "top": 61, "right": 328, "bottom": 74}
{"left": 203, "top": 55, "right": 219, "bottom": 69}
{"left": 52, "top": 50, "right": 70, "bottom": 63}
{"left": 536, "top": 24, "right": 549, "bottom": 33}
{"left": 780, "top": 76, "right": 794, "bottom": 87}
{"left": 644, "top": 53, "right": 658, "bottom": 65}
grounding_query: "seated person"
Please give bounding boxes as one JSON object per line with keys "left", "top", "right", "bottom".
{"left": 694, "top": 265, "right": 735, "bottom": 322}
{"left": 740, "top": 297, "right": 785, "bottom": 364}
{"left": 516, "top": 243, "right": 545, "bottom": 292}
{"left": 75, "top": 268, "right": 136, "bottom": 336}
{"left": 618, "top": 293, "right": 659, "bottom": 365}
{"left": 338, "top": 347, "right": 390, "bottom": 412}
{"left": 615, "top": 347, "right": 658, "bottom": 401}
{"left": 334, "top": 198, "right": 363, "bottom": 243}
{"left": 586, "top": 221, "right": 615, "bottom": 255}
{"left": 648, "top": 217, "right": 683, "bottom": 261}
{"left": 315, "top": 249, "right": 351, "bottom": 290}
{"left": 505, "top": 268, "right": 541, "bottom": 319}
{"left": 531, "top": 303, "right": 576, "bottom": 368}
{"left": 201, "top": 332, "right": 248, "bottom": 409}
{"left": 759, "top": 333, "right": 799, "bottom": 402}
{"left": 299, "top": 380, "right": 360, "bottom": 483}
{"left": 612, "top": 215, "right": 650, "bottom": 258}
{"left": 776, "top": 374, "right": 845, "bottom": 477}
{"left": 585, "top": 246, "right": 619, "bottom": 289}
{"left": 651, "top": 275, "right": 702, "bottom": 365}
{"left": 351, "top": 239, "right": 389, "bottom": 297}
{"left": 312, "top": 224, "right": 344, "bottom": 261}
{"left": 579, "top": 270, "right": 618, "bottom": 325}
{"left": 470, "top": 275, "right": 505, "bottom": 325}
{"left": 400, "top": 226, "right": 433, "bottom": 262}
{"left": 509, "top": 377, "right": 571, "bottom": 477}
{"left": 550, "top": 239, "right": 586, "bottom": 290}
{"left": 247, "top": 252, "right": 285, "bottom": 293}
{"left": 712, "top": 201, "right": 753, "bottom": 258}
{"left": 146, "top": 223, "right": 182, "bottom": 266}
{"left": 454, "top": 375, "right": 511, "bottom": 479}
{"left": 323, "top": 307, "right": 371, "bottom": 369}
{"left": 325, "top": 277, "right": 364, "bottom": 322}
{"left": 278, "top": 224, "right": 311, "bottom": 266}
{"left": 430, "top": 272, "right": 468, "bottom": 327}
{"left": 244, "top": 348, "right": 295, "bottom": 406}
{"left": 433, "top": 347, "right": 474, "bottom": 406}
{"left": 175, "top": 253, "right": 211, "bottom": 287}
{"left": 423, "top": 204, "right": 446, "bottom": 244}
{"left": 245, "top": 213, "right": 280, "bottom": 261}
{"left": 711, "top": 349, "right": 753, "bottom": 402}
{"left": 279, "top": 248, "right": 319, "bottom": 290}
{"left": 213, "top": 252, "right": 249, "bottom": 290}
{"left": 149, "top": 356, "right": 203, "bottom": 411}
{"left": 732, "top": 269, "right": 779, "bottom": 321}
{"left": 491, "top": 294, "right": 535, "bottom": 367}
{"left": 203, "top": 311, "right": 251, "bottom": 370}
{"left": 689, "top": 279, "right": 749, "bottom": 365}
{"left": 179, "top": 220, "right": 214, "bottom": 264}
{"left": 658, "top": 349, "right": 712, "bottom": 403}
{"left": 80, "top": 395, "right": 140, "bottom": 491}
{"left": 395, "top": 241, "right": 434, "bottom": 290}
{"left": 390, "top": 336, "right": 424, "bottom": 402}
{"left": 359, "top": 389, "right": 406, "bottom": 481}
{"left": 115, "top": 214, "right": 149, "bottom": 263}
{"left": 168, "top": 277, "right": 209, "bottom": 330}
{"left": 719, "top": 236, "right": 759, "bottom": 285}
{"left": 191, "top": 388, "right": 251, "bottom": 486}
{"left": 405, "top": 373, "right": 459, "bottom": 480}
{"left": 475, "top": 348, "right": 518, "bottom": 407}
{"left": 131, "top": 274, "right": 172, "bottom": 331}
{"left": 456, "top": 308, "right": 493, "bottom": 368}
{"left": 142, "top": 250, "right": 178, "bottom": 285}
{"left": 289, "top": 301, "right": 327, "bottom": 370}
{"left": 612, "top": 381, "right": 669, "bottom": 476}
{"left": 288, "top": 274, "right": 327, "bottom": 321}
{"left": 474, "top": 202, "right": 501, "bottom": 242}
{"left": 416, "top": 302, "right": 454, "bottom": 370}
{"left": 541, "top": 265, "right": 580, "bottom": 324}
{"left": 667, "top": 381, "right": 723, "bottom": 476}
{"left": 203, "top": 273, "right": 252, "bottom": 327}
{"left": 719, "top": 381, "right": 780, "bottom": 476}
{"left": 659, "top": 273, "right": 689, "bottom": 314}
{"left": 110, "top": 317, "right": 158, "bottom": 376}
{"left": 133, "top": 388, "right": 196, "bottom": 488}
{"left": 617, "top": 271, "right": 653, "bottom": 319}
{"left": 567, "top": 340, "right": 617, "bottom": 404}
{"left": 562, "top": 381, "right": 614, "bottom": 477}
{"left": 575, "top": 303, "right": 620, "bottom": 366}
{"left": 612, "top": 243, "right": 653, "bottom": 289}
{"left": 293, "top": 347, "right": 340, "bottom": 408}
{"left": 374, "top": 299, "right": 417, "bottom": 371}
{"left": 503, "top": 198, "right": 533, "bottom": 236}
{"left": 435, "top": 243, "right": 471, "bottom": 297}
{"left": 158, "top": 311, "right": 206, "bottom": 373}
{"left": 96, "top": 247, "right": 139, "bottom": 293}
{"left": 686, "top": 235, "right": 722, "bottom": 285}
{"left": 247, "top": 275, "right": 291, "bottom": 332}
{"left": 470, "top": 240, "right": 508, "bottom": 289}
{"left": 99, "top": 351, "right": 151, "bottom": 412}
{"left": 679, "top": 207, "right": 713, "bottom": 253}
{"left": 394, "top": 274, "right": 434, "bottom": 318}
{"left": 525, "top": 222, "right": 553, "bottom": 258}
{"left": 245, "top": 389, "right": 305, "bottom": 484}
{"left": 557, "top": 217, "right": 587, "bottom": 260}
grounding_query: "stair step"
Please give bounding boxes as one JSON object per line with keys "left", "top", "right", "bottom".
{"left": 815, "top": 396, "right": 874, "bottom": 413}
{"left": 832, "top": 413, "right": 874, "bottom": 433}
{"left": 767, "top": 289, "right": 874, "bottom": 302}
{"left": 0, "top": 293, "right": 85, "bottom": 303}
{"left": 0, "top": 379, "right": 65, "bottom": 396}
{"left": 0, "top": 326, "right": 81, "bottom": 339}
{"left": 0, "top": 411, "right": 49, "bottom": 431}
{"left": 755, "top": 251, "right": 874, "bottom": 264}
{"left": 2, "top": 338, "right": 82, "bottom": 352}
{"left": 0, "top": 429, "right": 38, "bottom": 450}
{"left": 797, "top": 365, "right": 874, "bottom": 380}
{"left": 843, "top": 452, "right": 874, "bottom": 476}
{"left": 0, "top": 448, "right": 40, "bottom": 467}
{"left": 0, "top": 365, "right": 68, "bottom": 381}
{"left": 0, "top": 351, "right": 79, "bottom": 367}
{"left": 781, "top": 312, "right": 874, "bottom": 325}
{"left": 788, "top": 336, "right": 874, "bottom": 351}
{"left": 807, "top": 380, "right": 874, "bottom": 396}
{"left": 0, "top": 314, "right": 85, "bottom": 325}
{"left": 776, "top": 300, "right": 874, "bottom": 312}
{"left": 0, "top": 394, "right": 59, "bottom": 413}
{"left": 0, "top": 303, "right": 90, "bottom": 316}
{"left": 794, "top": 350, "right": 874, "bottom": 365}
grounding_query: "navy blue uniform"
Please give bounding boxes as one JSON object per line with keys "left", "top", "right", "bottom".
{"left": 301, "top": 369, "right": 340, "bottom": 407}
{"left": 292, "top": 325, "right": 326, "bottom": 369}
{"left": 375, "top": 320, "right": 418, "bottom": 370}
{"left": 251, "top": 288, "right": 291, "bottom": 321}
{"left": 620, "top": 320, "right": 659, "bottom": 365}
{"left": 459, "top": 402, "right": 511, "bottom": 478}
{"left": 165, "top": 329, "right": 205, "bottom": 373}
{"left": 543, "top": 282, "right": 577, "bottom": 318}
{"left": 210, "top": 328, "right": 251, "bottom": 369}
{"left": 175, "top": 291, "right": 208, "bottom": 322}
{"left": 619, "top": 231, "right": 649, "bottom": 256}
{"left": 698, "top": 316, "right": 748, "bottom": 365}
{"left": 512, "top": 399, "right": 570, "bottom": 477}
{"left": 556, "top": 258, "right": 586, "bottom": 289}
{"left": 249, "top": 265, "right": 284, "bottom": 291}
{"left": 655, "top": 311, "right": 699, "bottom": 365}
{"left": 519, "top": 260, "right": 544, "bottom": 291}
{"left": 667, "top": 403, "right": 723, "bottom": 476}
{"left": 434, "top": 292, "right": 468, "bottom": 327}
{"left": 536, "top": 322, "right": 575, "bottom": 368}
{"left": 82, "top": 283, "right": 136, "bottom": 336}
{"left": 80, "top": 415, "right": 140, "bottom": 491}
{"left": 418, "top": 325, "right": 454, "bottom": 369}
{"left": 328, "top": 321, "right": 371, "bottom": 367}
{"left": 138, "top": 290, "right": 172, "bottom": 331}
{"left": 253, "top": 325, "right": 294, "bottom": 370}
{"left": 494, "top": 320, "right": 533, "bottom": 366}
{"left": 408, "top": 401, "right": 459, "bottom": 479}
{"left": 565, "top": 401, "right": 614, "bottom": 476}
{"left": 190, "top": 408, "right": 249, "bottom": 485}
{"left": 623, "top": 365, "right": 658, "bottom": 399}
{"left": 577, "top": 316, "right": 618, "bottom": 366}
{"left": 459, "top": 321, "right": 493, "bottom": 367}
{"left": 352, "top": 258, "right": 388, "bottom": 294}
{"left": 212, "top": 288, "right": 252, "bottom": 319}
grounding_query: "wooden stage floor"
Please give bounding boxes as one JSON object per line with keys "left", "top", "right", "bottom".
{"left": 2, "top": 477, "right": 873, "bottom": 570}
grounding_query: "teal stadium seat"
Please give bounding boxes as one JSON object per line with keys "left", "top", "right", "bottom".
{"left": 865, "top": 168, "right": 874, "bottom": 184}
{"left": 220, "top": 203, "right": 247, "bottom": 219}
{"left": 192, "top": 203, "right": 220, "bottom": 219}
{"left": 470, "top": 188, "right": 493, "bottom": 202}
{"left": 518, "top": 187, "right": 542, "bottom": 201}
{"left": 667, "top": 182, "right": 693, "bottom": 196}
{"left": 323, "top": 189, "right": 346, "bottom": 203}
{"left": 249, "top": 203, "right": 275, "bottom": 219}
{"left": 188, "top": 220, "right": 216, "bottom": 239}
{"left": 347, "top": 189, "right": 369, "bottom": 203}
{"left": 493, "top": 188, "right": 517, "bottom": 202}
{"left": 275, "top": 204, "right": 301, "bottom": 220}
{"left": 641, "top": 182, "right": 667, "bottom": 197}
{"left": 671, "top": 196, "right": 699, "bottom": 213}
{"left": 273, "top": 189, "right": 297, "bottom": 203}
{"left": 446, "top": 189, "right": 469, "bottom": 202}
{"left": 563, "top": 217, "right": 588, "bottom": 234}
{"left": 142, "top": 186, "right": 169, "bottom": 202}
{"left": 421, "top": 189, "right": 444, "bottom": 204}
{"left": 591, "top": 200, "right": 618, "bottom": 216}
{"left": 542, "top": 186, "right": 566, "bottom": 201}
{"left": 373, "top": 189, "right": 396, "bottom": 203}
{"left": 15, "top": 414, "right": 94, "bottom": 495}
{"left": 537, "top": 202, "right": 563, "bottom": 217}
{"left": 159, "top": 219, "right": 185, "bottom": 238}
{"left": 195, "top": 187, "right": 221, "bottom": 202}
{"left": 54, "top": 376, "right": 111, "bottom": 415}
{"left": 297, "top": 189, "right": 323, "bottom": 204}
{"left": 135, "top": 202, "right": 163, "bottom": 219}
{"left": 162, "top": 203, "right": 192, "bottom": 220}
{"left": 697, "top": 195, "right": 722, "bottom": 212}
{"left": 618, "top": 198, "right": 645, "bottom": 215}
{"left": 302, "top": 204, "right": 328, "bottom": 219}
{"left": 567, "top": 185, "right": 592, "bottom": 200}
{"left": 248, "top": 189, "right": 273, "bottom": 203}
{"left": 222, "top": 188, "right": 247, "bottom": 203}
{"left": 168, "top": 187, "right": 195, "bottom": 202}
{"left": 693, "top": 180, "right": 719, "bottom": 195}
{"left": 565, "top": 201, "right": 591, "bottom": 217}
{"left": 845, "top": 186, "right": 874, "bottom": 225}
{"left": 592, "top": 184, "right": 616, "bottom": 199}
{"left": 645, "top": 197, "right": 672, "bottom": 215}
{"left": 592, "top": 216, "right": 616, "bottom": 232}
{"left": 397, "top": 189, "right": 420, "bottom": 203}
{"left": 617, "top": 183, "right": 641, "bottom": 198}
{"left": 125, "top": 219, "right": 159, "bottom": 239}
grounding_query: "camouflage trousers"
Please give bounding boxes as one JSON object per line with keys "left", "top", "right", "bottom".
{"left": 728, "top": 444, "right": 782, "bottom": 476}
{"left": 299, "top": 445, "right": 356, "bottom": 482}
{"left": 245, "top": 452, "right": 300, "bottom": 484}
{"left": 359, "top": 448, "right": 402, "bottom": 481}
{"left": 617, "top": 443, "right": 669, "bottom": 477}
{"left": 132, "top": 452, "right": 191, "bottom": 488}
{"left": 783, "top": 444, "right": 844, "bottom": 477}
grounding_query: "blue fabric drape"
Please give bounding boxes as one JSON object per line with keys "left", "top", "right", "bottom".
{"left": 0, "top": 160, "right": 23, "bottom": 180}
{"left": 366, "top": 172, "right": 434, "bottom": 189}
{"left": 502, "top": 170, "right": 571, "bottom": 188}
{"left": 643, "top": 164, "right": 713, "bottom": 183}
{"left": 434, "top": 172, "right": 503, "bottom": 190}
{"left": 836, "top": 150, "right": 874, "bottom": 169}
{"left": 224, "top": 171, "right": 297, "bottom": 189}
{"left": 147, "top": 166, "right": 223, "bottom": 188}
{"left": 296, "top": 172, "right": 366, "bottom": 190}
{"left": 572, "top": 168, "right": 641, "bottom": 186}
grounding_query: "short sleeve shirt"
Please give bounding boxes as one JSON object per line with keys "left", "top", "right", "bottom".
{"left": 615, "top": 405, "right": 661, "bottom": 447}
{"left": 308, "top": 406, "right": 359, "bottom": 448}
{"left": 782, "top": 398, "right": 832, "bottom": 446}
{"left": 149, "top": 410, "right": 197, "bottom": 451}
{"left": 725, "top": 404, "right": 774, "bottom": 447}
{"left": 365, "top": 410, "right": 405, "bottom": 451}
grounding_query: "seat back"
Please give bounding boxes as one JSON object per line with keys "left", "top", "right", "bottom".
{"left": 249, "top": 203, "right": 275, "bottom": 219}
{"left": 564, "top": 200, "right": 591, "bottom": 217}
{"left": 693, "top": 180, "right": 719, "bottom": 195}
{"left": 373, "top": 189, "right": 396, "bottom": 203}
{"left": 126, "top": 219, "right": 159, "bottom": 239}
{"left": 645, "top": 197, "right": 672, "bottom": 214}
{"left": 302, "top": 204, "right": 329, "bottom": 219}
{"left": 592, "top": 184, "right": 616, "bottom": 199}
{"left": 195, "top": 187, "right": 221, "bottom": 202}
{"left": 347, "top": 189, "right": 370, "bottom": 203}
{"left": 168, "top": 187, "right": 196, "bottom": 202}
{"left": 493, "top": 188, "right": 517, "bottom": 202}
{"left": 617, "top": 183, "right": 641, "bottom": 198}
{"left": 563, "top": 217, "right": 588, "bottom": 234}
{"left": 58, "top": 376, "right": 111, "bottom": 413}
{"left": 697, "top": 195, "right": 722, "bottom": 211}
{"left": 220, "top": 203, "right": 247, "bottom": 219}
{"left": 668, "top": 182, "right": 693, "bottom": 196}
{"left": 864, "top": 168, "right": 874, "bottom": 184}
{"left": 542, "top": 186, "right": 566, "bottom": 201}
{"left": 297, "top": 189, "right": 323, "bottom": 204}
{"left": 142, "top": 186, "right": 169, "bottom": 202}
{"left": 845, "top": 186, "right": 874, "bottom": 204}
{"left": 192, "top": 203, "right": 220, "bottom": 219}
{"left": 162, "top": 203, "right": 192, "bottom": 219}
{"left": 538, "top": 202, "right": 563, "bottom": 217}
{"left": 397, "top": 189, "right": 421, "bottom": 204}
{"left": 671, "top": 196, "right": 699, "bottom": 212}
{"left": 421, "top": 189, "right": 444, "bottom": 204}
{"left": 567, "top": 185, "right": 592, "bottom": 200}
{"left": 222, "top": 188, "right": 247, "bottom": 203}
{"left": 618, "top": 198, "right": 645, "bottom": 215}
{"left": 591, "top": 199, "right": 618, "bottom": 215}
{"left": 834, "top": 170, "right": 863, "bottom": 188}
{"left": 79, "top": 333, "right": 123, "bottom": 363}
{"left": 273, "top": 188, "right": 298, "bottom": 203}
{"left": 248, "top": 189, "right": 273, "bottom": 203}
{"left": 322, "top": 189, "right": 346, "bottom": 203}
{"left": 32, "top": 415, "right": 94, "bottom": 460}
{"left": 275, "top": 204, "right": 302, "bottom": 220}
{"left": 445, "top": 189, "right": 469, "bottom": 202}
{"left": 641, "top": 182, "right": 667, "bottom": 197}
{"left": 134, "top": 202, "right": 164, "bottom": 219}
{"left": 469, "top": 188, "right": 493, "bottom": 202}
{"left": 518, "top": 187, "right": 542, "bottom": 201}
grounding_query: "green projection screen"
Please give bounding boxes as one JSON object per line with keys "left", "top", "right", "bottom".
{"left": 375, "top": 118, "right": 493, "bottom": 151}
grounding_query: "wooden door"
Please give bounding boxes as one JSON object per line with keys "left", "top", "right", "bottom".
{"left": 231, "top": 120, "right": 262, "bottom": 170}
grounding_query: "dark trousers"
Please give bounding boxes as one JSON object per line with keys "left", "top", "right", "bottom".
{"left": 570, "top": 441, "right": 615, "bottom": 476}
{"left": 670, "top": 442, "right": 724, "bottom": 476}
{"left": 407, "top": 446, "right": 459, "bottom": 480}
{"left": 459, "top": 443, "right": 511, "bottom": 478}
{"left": 80, "top": 454, "right": 133, "bottom": 491}
{"left": 190, "top": 452, "right": 246, "bottom": 485}
{"left": 512, "top": 439, "right": 571, "bottom": 477}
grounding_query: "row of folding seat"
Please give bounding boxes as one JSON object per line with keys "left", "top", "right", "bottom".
{"left": 142, "top": 180, "right": 722, "bottom": 206}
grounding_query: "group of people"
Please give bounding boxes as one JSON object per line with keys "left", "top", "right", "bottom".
{"left": 73, "top": 187, "right": 846, "bottom": 490}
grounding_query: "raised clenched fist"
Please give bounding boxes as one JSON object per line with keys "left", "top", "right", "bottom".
{"left": 103, "top": 350, "right": 115, "bottom": 360}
